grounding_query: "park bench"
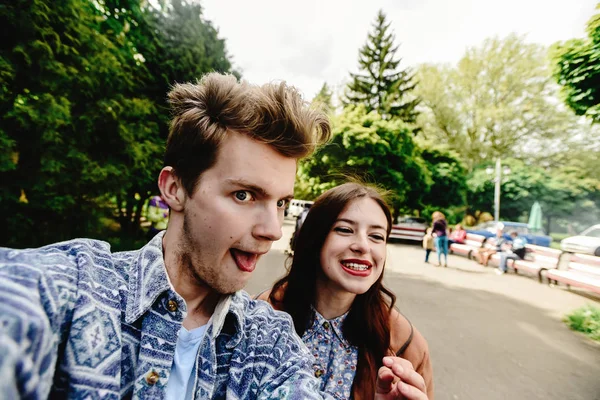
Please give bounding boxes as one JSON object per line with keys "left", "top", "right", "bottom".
{"left": 546, "top": 253, "right": 600, "bottom": 295}
{"left": 485, "top": 240, "right": 506, "bottom": 267}
{"left": 508, "top": 244, "right": 562, "bottom": 282}
{"left": 389, "top": 224, "right": 426, "bottom": 242}
{"left": 449, "top": 233, "right": 486, "bottom": 260}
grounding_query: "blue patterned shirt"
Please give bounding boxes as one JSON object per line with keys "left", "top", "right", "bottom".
{"left": 303, "top": 309, "right": 358, "bottom": 400}
{"left": 0, "top": 233, "right": 332, "bottom": 399}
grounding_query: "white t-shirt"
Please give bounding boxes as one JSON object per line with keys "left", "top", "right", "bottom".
{"left": 165, "top": 324, "right": 208, "bottom": 400}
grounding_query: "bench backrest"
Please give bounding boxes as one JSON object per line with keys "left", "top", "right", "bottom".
{"left": 464, "top": 233, "right": 486, "bottom": 248}
{"left": 530, "top": 254, "right": 561, "bottom": 268}
{"left": 568, "top": 253, "right": 600, "bottom": 267}
{"left": 562, "top": 253, "right": 600, "bottom": 276}
{"left": 526, "top": 244, "right": 562, "bottom": 259}
{"left": 568, "top": 262, "right": 600, "bottom": 277}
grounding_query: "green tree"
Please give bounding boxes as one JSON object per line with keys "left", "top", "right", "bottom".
{"left": 551, "top": 5, "right": 600, "bottom": 123}
{"left": 416, "top": 34, "right": 584, "bottom": 170}
{"left": 112, "top": 0, "right": 237, "bottom": 237}
{"left": 466, "top": 159, "right": 598, "bottom": 233}
{"left": 0, "top": 0, "right": 156, "bottom": 247}
{"left": 420, "top": 146, "right": 468, "bottom": 219}
{"left": 312, "top": 82, "right": 333, "bottom": 114}
{"left": 297, "top": 106, "right": 430, "bottom": 217}
{"left": 0, "top": 0, "right": 236, "bottom": 248}
{"left": 345, "top": 10, "right": 419, "bottom": 125}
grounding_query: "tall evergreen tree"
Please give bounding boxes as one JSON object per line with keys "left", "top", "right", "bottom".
{"left": 312, "top": 82, "right": 333, "bottom": 114}
{"left": 345, "top": 10, "right": 420, "bottom": 124}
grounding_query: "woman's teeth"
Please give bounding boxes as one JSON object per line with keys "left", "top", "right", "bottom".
{"left": 344, "top": 262, "right": 369, "bottom": 271}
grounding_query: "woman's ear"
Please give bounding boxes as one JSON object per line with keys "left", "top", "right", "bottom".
{"left": 158, "top": 167, "right": 186, "bottom": 212}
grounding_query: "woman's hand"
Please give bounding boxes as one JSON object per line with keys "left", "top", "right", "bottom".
{"left": 374, "top": 356, "right": 428, "bottom": 400}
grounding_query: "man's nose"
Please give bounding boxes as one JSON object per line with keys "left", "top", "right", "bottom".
{"left": 253, "top": 204, "right": 283, "bottom": 242}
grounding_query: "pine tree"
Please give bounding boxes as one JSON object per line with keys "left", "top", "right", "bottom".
{"left": 346, "top": 10, "right": 420, "bottom": 124}
{"left": 312, "top": 83, "right": 333, "bottom": 114}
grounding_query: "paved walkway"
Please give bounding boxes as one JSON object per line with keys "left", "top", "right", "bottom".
{"left": 247, "top": 221, "right": 600, "bottom": 400}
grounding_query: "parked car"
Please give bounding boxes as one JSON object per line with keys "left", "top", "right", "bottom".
{"left": 287, "top": 199, "right": 314, "bottom": 218}
{"left": 560, "top": 224, "right": 600, "bottom": 257}
{"left": 466, "top": 221, "right": 552, "bottom": 247}
{"left": 389, "top": 216, "right": 428, "bottom": 242}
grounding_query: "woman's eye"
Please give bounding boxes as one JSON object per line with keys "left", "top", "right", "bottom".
{"left": 334, "top": 227, "right": 352, "bottom": 234}
{"left": 370, "top": 234, "right": 385, "bottom": 242}
{"left": 234, "top": 191, "right": 253, "bottom": 202}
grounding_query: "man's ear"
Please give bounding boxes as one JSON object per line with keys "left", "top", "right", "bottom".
{"left": 158, "top": 167, "right": 186, "bottom": 212}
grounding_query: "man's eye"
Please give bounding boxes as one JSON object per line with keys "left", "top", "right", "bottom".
{"left": 277, "top": 199, "right": 287, "bottom": 208}
{"left": 234, "top": 191, "right": 253, "bottom": 202}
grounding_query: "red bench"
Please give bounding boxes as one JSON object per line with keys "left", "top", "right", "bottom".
{"left": 509, "top": 244, "right": 562, "bottom": 282}
{"left": 546, "top": 253, "right": 600, "bottom": 294}
{"left": 449, "top": 233, "right": 486, "bottom": 259}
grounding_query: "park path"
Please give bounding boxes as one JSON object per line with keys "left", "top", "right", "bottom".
{"left": 247, "top": 221, "right": 600, "bottom": 400}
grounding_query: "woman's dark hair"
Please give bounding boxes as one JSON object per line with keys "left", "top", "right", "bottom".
{"left": 270, "top": 182, "right": 397, "bottom": 400}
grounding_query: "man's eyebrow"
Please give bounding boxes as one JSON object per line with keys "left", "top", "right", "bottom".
{"left": 336, "top": 218, "right": 386, "bottom": 231}
{"left": 225, "top": 178, "right": 268, "bottom": 197}
{"left": 225, "top": 178, "right": 293, "bottom": 200}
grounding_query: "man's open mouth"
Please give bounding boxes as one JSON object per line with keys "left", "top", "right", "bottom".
{"left": 230, "top": 249, "right": 259, "bottom": 272}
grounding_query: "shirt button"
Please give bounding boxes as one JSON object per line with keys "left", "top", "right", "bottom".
{"left": 167, "top": 299, "right": 178, "bottom": 312}
{"left": 146, "top": 370, "right": 160, "bottom": 385}
{"left": 315, "top": 369, "right": 323, "bottom": 378}
{"left": 323, "top": 321, "right": 330, "bottom": 330}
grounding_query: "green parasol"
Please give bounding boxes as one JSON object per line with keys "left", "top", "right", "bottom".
{"left": 527, "top": 201, "right": 543, "bottom": 232}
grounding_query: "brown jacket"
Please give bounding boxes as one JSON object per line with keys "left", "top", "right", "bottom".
{"left": 256, "top": 289, "right": 434, "bottom": 399}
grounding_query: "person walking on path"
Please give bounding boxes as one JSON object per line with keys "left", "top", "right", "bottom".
{"left": 423, "top": 227, "right": 435, "bottom": 263}
{"left": 432, "top": 211, "right": 449, "bottom": 267}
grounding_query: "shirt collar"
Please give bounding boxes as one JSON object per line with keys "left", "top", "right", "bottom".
{"left": 124, "top": 231, "right": 247, "bottom": 341}
{"left": 216, "top": 291, "right": 247, "bottom": 349}
{"left": 125, "top": 231, "right": 173, "bottom": 324}
{"left": 306, "top": 307, "right": 351, "bottom": 347}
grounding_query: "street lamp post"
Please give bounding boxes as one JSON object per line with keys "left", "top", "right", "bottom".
{"left": 493, "top": 158, "right": 501, "bottom": 223}
{"left": 486, "top": 158, "right": 510, "bottom": 223}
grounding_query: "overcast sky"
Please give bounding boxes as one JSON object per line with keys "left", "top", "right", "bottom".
{"left": 201, "top": 0, "right": 597, "bottom": 100}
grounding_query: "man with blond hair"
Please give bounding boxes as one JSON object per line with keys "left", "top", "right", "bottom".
{"left": 0, "top": 73, "right": 426, "bottom": 399}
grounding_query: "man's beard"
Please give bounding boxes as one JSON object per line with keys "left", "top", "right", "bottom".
{"left": 179, "top": 211, "right": 237, "bottom": 295}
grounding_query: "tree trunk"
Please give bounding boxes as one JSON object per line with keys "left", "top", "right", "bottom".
{"left": 133, "top": 193, "right": 146, "bottom": 232}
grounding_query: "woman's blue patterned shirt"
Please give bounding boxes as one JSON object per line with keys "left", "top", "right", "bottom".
{"left": 302, "top": 309, "right": 358, "bottom": 400}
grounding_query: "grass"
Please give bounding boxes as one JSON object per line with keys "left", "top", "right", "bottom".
{"left": 550, "top": 241, "right": 562, "bottom": 250}
{"left": 564, "top": 305, "right": 600, "bottom": 342}
{"left": 549, "top": 232, "right": 570, "bottom": 250}
{"left": 551, "top": 232, "right": 571, "bottom": 242}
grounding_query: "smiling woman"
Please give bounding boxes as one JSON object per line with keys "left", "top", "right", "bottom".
{"left": 257, "top": 182, "right": 434, "bottom": 400}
